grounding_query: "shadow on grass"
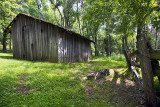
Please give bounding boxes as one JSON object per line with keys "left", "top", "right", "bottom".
{"left": 84, "top": 69, "right": 145, "bottom": 106}
{"left": 0, "top": 67, "right": 89, "bottom": 106}
{"left": 0, "top": 52, "right": 130, "bottom": 106}
{"left": 0, "top": 56, "right": 13, "bottom": 59}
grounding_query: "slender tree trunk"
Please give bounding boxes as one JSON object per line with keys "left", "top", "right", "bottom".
{"left": 137, "top": 23, "right": 157, "bottom": 106}
{"left": 3, "top": 32, "right": 7, "bottom": 52}
{"left": 64, "top": 13, "right": 70, "bottom": 29}
{"left": 9, "top": 34, "right": 11, "bottom": 50}
{"left": 109, "top": 35, "right": 111, "bottom": 55}
{"left": 155, "top": 29, "right": 158, "bottom": 49}
{"left": 49, "top": 0, "right": 64, "bottom": 26}
{"left": 122, "top": 36, "right": 131, "bottom": 71}
{"left": 104, "top": 38, "right": 108, "bottom": 56}
{"left": 95, "top": 36, "right": 99, "bottom": 56}
{"left": 105, "top": 23, "right": 111, "bottom": 56}
{"left": 36, "top": 0, "right": 45, "bottom": 20}
{"left": 105, "top": 36, "right": 110, "bottom": 56}
{"left": 77, "top": 2, "right": 81, "bottom": 34}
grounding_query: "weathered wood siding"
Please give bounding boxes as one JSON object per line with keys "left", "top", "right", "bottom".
{"left": 58, "top": 31, "right": 91, "bottom": 63}
{"left": 11, "top": 14, "right": 91, "bottom": 63}
{"left": 12, "top": 15, "right": 58, "bottom": 62}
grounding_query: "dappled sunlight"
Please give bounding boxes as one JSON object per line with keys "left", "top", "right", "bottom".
{"left": 83, "top": 68, "right": 143, "bottom": 106}
{"left": 0, "top": 53, "right": 139, "bottom": 106}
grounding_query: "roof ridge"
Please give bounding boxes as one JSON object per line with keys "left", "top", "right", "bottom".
{"left": 4, "top": 13, "right": 94, "bottom": 43}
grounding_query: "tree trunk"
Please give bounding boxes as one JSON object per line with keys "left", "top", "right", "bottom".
{"left": 137, "top": 23, "right": 157, "bottom": 106}
{"left": 155, "top": 29, "right": 158, "bottom": 49}
{"left": 106, "top": 37, "right": 110, "bottom": 56}
{"left": 95, "top": 36, "right": 99, "bottom": 56}
{"left": 122, "top": 36, "right": 131, "bottom": 71}
{"left": 9, "top": 34, "right": 11, "bottom": 50}
{"left": 108, "top": 35, "right": 111, "bottom": 55}
{"left": 123, "top": 50, "right": 131, "bottom": 71}
{"left": 3, "top": 32, "right": 7, "bottom": 52}
{"left": 77, "top": 1, "right": 81, "bottom": 34}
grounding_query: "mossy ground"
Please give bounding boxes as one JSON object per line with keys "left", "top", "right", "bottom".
{"left": 0, "top": 53, "right": 153, "bottom": 107}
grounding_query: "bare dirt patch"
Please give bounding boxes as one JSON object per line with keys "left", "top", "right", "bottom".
{"left": 16, "top": 74, "right": 30, "bottom": 94}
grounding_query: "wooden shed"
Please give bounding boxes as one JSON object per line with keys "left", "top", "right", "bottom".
{"left": 4, "top": 13, "right": 93, "bottom": 63}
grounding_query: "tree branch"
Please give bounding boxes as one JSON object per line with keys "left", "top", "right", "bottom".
{"left": 143, "top": 6, "right": 159, "bottom": 20}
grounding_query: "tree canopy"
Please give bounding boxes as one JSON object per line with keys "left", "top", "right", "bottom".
{"left": 0, "top": 0, "right": 160, "bottom": 106}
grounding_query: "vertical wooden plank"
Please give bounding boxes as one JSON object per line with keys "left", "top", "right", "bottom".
{"left": 55, "top": 27, "right": 58, "bottom": 63}
{"left": 75, "top": 36, "right": 77, "bottom": 62}
{"left": 36, "top": 20, "right": 39, "bottom": 60}
{"left": 45, "top": 22, "right": 48, "bottom": 60}
{"left": 79, "top": 38, "right": 81, "bottom": 62}
{"left": 27, "top": 17, "right": 30, "bottom": 60}
{"left": 58, "top": 29, "right": 62, "bottom": 63}
{"left": 15, "top": 16, "right": 18, "bottom": 58}
{"left": 60, "top": 32, "right": 63, "bottom": 63}
{"left": 69, "top": 35, "right": 71, "bottom": 62}
{"left": 72, "top": 35, "right": 74, "bottom": 62}
{"left": 47, "top": 23, "right": 50, "bottom": 60}
{"left": 82, "top": 40, "right": 85, "bottom": 62}
{"left": 62, "top": 32, "right": 64, "bottom": 62}
{"left": 66, "top": 33, "right": 69, "bottom": 63}
{"left": 70, "top": 35, "right": 72, "bottom": 63}
{"left": 16, "top": 17, "right": 19, "bottom": 59}
{"left": 58, "top": 30, "right": 61, "bottom": 63}
{"left": 21, "top": 15, "right": 24, "bottom": 59}
{"left": 50, "top": 24, "right": 53, "bottom": 61}
{"left": 19, "top": 16, "right": 22, "bottom": 59}
{"left": 42, "top": 22, "right": 45, "bottom": 60}
{"left": 35, "top": 20, "right": 38, "bottom": 60}
{"left": 19, "top": 15, "right": 22, "bottom": 59}
{"left": 40, "top": 21, "right": 43, "bottom": 60}
{"left": 63, "top": 32, "right": 65, "bottom": 63}
{"left": 51, "top": 26, "right": 53, "bottom": 61}
{"left": 71, "top": 35, "right": 73, "bottom": 63}
{"left": 66, "top": 33, "right": 68, "bottom": 63}
{"left": 39, "top": 20, "right": 42, "bottom": 60}
{"left": 12, "top": 20, "right": 16, "bottom": 58}
{"left": 49, "top": 24, "right": 51, "bottom": 61}
{"left": 32, "top": 19, "right": 35, "bottom": 60}
{"left": 53, "top": 26, "right": 56, "bottom": 62}
{"left": 41, "top": 22, "right": 43, "bottom": 60}
{"left": 30, "top": 18, "right": 33, "bottom": 60}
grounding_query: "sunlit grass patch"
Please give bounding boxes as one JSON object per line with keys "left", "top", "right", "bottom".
{"left": 0, "top": 52, "right": 129, "bottom": 106}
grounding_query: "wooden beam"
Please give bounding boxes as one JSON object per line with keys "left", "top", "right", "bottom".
{"left": 128, "top": 50, "right": 160, "bottom": 60}
{"left": 154, "top": 67, "right": 160, "bottom": 77}
{"left": 150, "top": 50, "right": 160, "bottom": 60}
{"left": 130, "top": 61, "right": 141, "bottom": 68}
{"left": 128, "top": 50, "right": 138, "bottom": 58}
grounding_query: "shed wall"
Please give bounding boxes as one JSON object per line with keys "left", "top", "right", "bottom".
{"left": 12, "top": 15, "right": 58, "bottom": 62}
{"left": 11, "top": 14, "right": 91, "bottom": 63}
{"left": 58, "top": 31, "right": 91, "bottom": 63}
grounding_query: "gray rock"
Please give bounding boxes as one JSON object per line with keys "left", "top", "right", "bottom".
{"left": 87, "top": 69, "right": 110, "bottom": 80}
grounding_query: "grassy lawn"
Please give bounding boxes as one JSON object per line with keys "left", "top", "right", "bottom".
{"left": 0, "top": 53, "right": 145, "bottom": 107}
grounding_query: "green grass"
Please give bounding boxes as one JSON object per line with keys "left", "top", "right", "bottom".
{"left": 1, "top": 53, "right": 141, "bottom": 107}
{"left": 154, "top": 77, "right": 160, "bottom": 97}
